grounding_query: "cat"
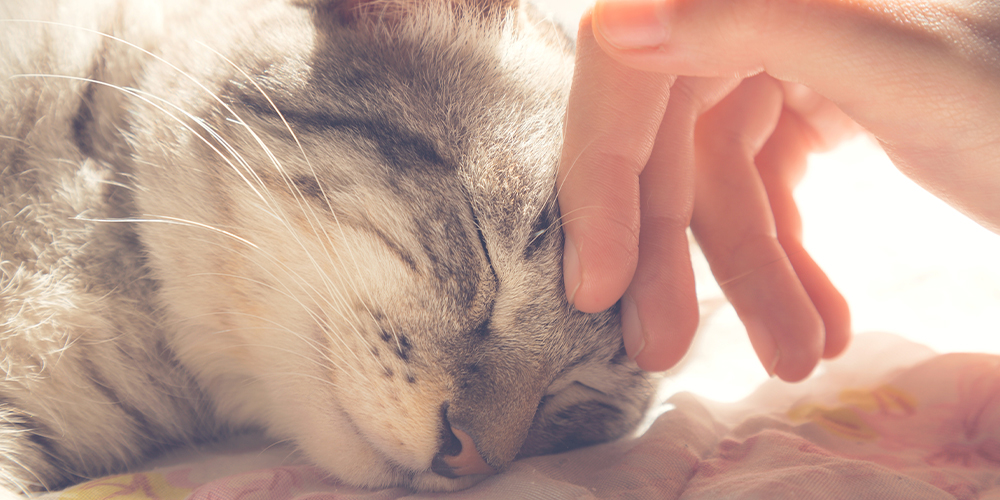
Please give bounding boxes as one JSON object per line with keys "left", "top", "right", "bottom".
{"left": 0, "top": 0, "right": 657, "bottom": 494}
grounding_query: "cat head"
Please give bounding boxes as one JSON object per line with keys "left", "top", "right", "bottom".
{"left": 125, "top": 0, "right": 656, "bottom": 491}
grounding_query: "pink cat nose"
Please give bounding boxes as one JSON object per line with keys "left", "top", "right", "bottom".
{"left": 431, "top": 427, "right": 495, "bottom": 478}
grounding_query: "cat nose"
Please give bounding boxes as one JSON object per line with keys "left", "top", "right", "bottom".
{"left": 430, "top": 426, "right": 495, "bottom": 478}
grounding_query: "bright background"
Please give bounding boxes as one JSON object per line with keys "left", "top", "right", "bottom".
{"left": 539, "top": 0, "right": 1000, "bottom": 402}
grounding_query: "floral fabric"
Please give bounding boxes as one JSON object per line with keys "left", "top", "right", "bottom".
{"left": 35, "top": 333, "right": 1000, "bottom": 500}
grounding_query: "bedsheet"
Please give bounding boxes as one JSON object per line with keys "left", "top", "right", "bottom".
{"left": 30, "top": 332, "right": 1000, "bottom": 500}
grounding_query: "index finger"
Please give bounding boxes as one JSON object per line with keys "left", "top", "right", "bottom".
{"left": 558, "top": 11, "right": 675, "bottom": 313}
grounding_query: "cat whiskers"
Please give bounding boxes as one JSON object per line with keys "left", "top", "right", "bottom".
{"left": 0, "top": 453, "right": 45, "bottom": 495}
{"left": 257, "top": 436, "right": 298, "bottom": 460}
{"left": 182, "top": 277, "right": 365, "bottom": 380}
{"left": 5, "top": 22, "right": 324, "bottom": 272}
{"left": 73, "top": 210, "right": 378, "bottom": 379}
{"left": 205, "top": 44, "right": 401, "bottom": 371}
{"left": 552, "top": 208, "right": 598, "bottom": 234}
{"left": 552, "top": 136, "right": 599, "bottom": 201}
{"left": 79, "top": 215, "right": 259, "bottom": 251}
{"left": 20, "top": 75, "right": 377, "bottom": 377}
{"left": 8, "top": 73, "right": 283, "bottom": 225}
{"left": 0, "top": 135, "right": 29, "bottom": 144}
{"left": 176, "top": 308, "right": 352, "bottom": 390}
{"left": 161, "top": 218, "right": 374, "bottom": 377}
{"left": 12, "top": 21, "right": 399, "bottom": 381}
{"left": 5, "top": 23, "right": 285, "bottom": 214}
{"left": 551, "top": 137, "right": 636, "bottom": 244}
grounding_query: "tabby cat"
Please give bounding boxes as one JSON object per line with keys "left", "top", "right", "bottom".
{"left": 0, "top": 0, "right": 656, "bottom": 494}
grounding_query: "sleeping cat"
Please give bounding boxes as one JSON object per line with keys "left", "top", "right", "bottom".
{"left": 0, "top": 0, "right": 657, "bottom": 494}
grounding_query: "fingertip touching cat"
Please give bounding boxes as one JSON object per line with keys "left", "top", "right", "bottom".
{"left": 0, "top": 0, "right": 657, "bottom": 494}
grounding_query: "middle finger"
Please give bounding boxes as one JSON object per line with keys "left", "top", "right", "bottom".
{"left": 691, "top": 75, "right": 825, "bottom": 381}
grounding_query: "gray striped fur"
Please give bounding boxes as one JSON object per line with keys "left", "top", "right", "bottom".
{"left": 0, "top": 0, "right": 657, "bottom": 494}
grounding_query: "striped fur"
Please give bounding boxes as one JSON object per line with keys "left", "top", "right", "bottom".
{"left": 0, "top": 0, "right": 657, "bottom": 494}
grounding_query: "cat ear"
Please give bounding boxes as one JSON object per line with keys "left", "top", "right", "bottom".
{"left": 301, "top": 0, "right": 522, "bottom": 24}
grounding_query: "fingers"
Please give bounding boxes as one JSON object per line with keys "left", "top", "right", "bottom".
{"left": 589, "top": 0, "right": 965, "bottom": 90}
{"left": 691, "top": 75, "right": 823, "bottom": 381}
{"left": 588, "top": 0, "right": 993, "bottom": 151}
{"left": 590, "top": 0, "right": 1000, "bottom": 233}
{"left": 625, "top": 76, "right": 740, "bottom": 370}
{"left": 756, "top": 109, "right": 852, "bottom": 359}
{"left": 569, "top": 0, "right": 1000, "bottom": 378}
{"left": 557, "top": 13, "right": 675, "bottom": 314}
{"left": 779, "top": 82, "right": 861, "bottom": 153}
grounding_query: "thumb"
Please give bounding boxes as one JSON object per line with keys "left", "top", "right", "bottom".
{"left": 589, "top": 0, "right": 927, "bottom": 80}
{"left": 589, "top": 0, "right": 972, "bottom": 118}
{"left": 591, "top": 0, "right": 1000, "bottom": 233}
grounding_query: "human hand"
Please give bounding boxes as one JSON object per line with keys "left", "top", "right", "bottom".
{"left": 558, "top": 0, "right": 1000, "bottom": 380}
{"left": 558, "top": 21, "right": 853, "bottom": 381}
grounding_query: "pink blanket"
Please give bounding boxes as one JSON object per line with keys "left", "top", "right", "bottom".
{"left": 39, "top": 333, "right": 1000, "bottom": 499}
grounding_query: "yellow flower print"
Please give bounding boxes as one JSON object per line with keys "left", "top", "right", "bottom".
{"left": 838, "top": 385, "right": 917, "bottom": 416}
{"left": 788, "top": 403, "right": 880, "bottom": 441}
{"left": 60, "top": 473, "right": 191, "bottom": 500}
{"left": 788, "top": 384, "right": 918, "bottom": 441}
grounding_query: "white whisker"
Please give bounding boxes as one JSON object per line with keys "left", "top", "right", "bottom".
{"left": 75, "top": 215, "right": 259, "bottom": 250}
{"left": 202, "top": 45, "right": 390, "bottom": 361}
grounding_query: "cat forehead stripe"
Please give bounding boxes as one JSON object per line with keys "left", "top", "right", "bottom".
{"left": 239, "top": 95, "right": 450, "bottom": 171}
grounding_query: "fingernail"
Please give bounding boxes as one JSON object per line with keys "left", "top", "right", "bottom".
{"left": 621, "top": 294, "right": 646, "bottom": 360}
{"left": 594, "top": 0, "right": 672, "bottom": 50}
{"left": 563, "top": 235, "right": 582, "bottom": 305}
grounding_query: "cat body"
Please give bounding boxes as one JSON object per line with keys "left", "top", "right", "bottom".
{"left": 0, "top": 0, "right": 655, "bottom": 494}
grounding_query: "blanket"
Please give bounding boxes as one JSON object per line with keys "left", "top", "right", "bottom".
{"left": 33, "top": 332, "right": 1000, "bottom": 500}
{"left": 28, "top": 134, "right": 1000, "bottom": 499}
